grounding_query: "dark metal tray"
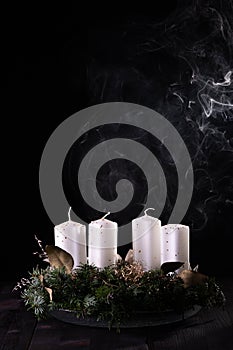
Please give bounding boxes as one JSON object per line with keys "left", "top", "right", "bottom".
{"left": 50, "top": 305, "right": 202, "bottom": 328}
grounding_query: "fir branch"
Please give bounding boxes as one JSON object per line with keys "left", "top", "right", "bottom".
{"left": 18, "top": 262, "right": 225, "bottom": 328}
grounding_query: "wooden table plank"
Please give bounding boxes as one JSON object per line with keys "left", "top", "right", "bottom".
{"left": 147, "top": 329, "right": 179, "bottom": 350}
{"left": 0, "top": 296, "right": 37, "bottom": 350}
{"left": 28, "top": 317, "right": 91, "bottom": 350}
{"left": 1, "top": 309, "right": 37, "bottom": 350}
{"left": 29, "top": 317, "right": 148, "bottom": 350}
{"left": 198, "top": 307, "right": 233, "bottom": 350}
{"left": 195, "top": 277, "right": 233, "bottom": 350}
{"left": 173, "top": 311, "right": 209, "bottom": 350}
{"left": 0, "top": 284, "right": 36, "bottom": 350}
{"left": 0, "top": 311, "right": 14, "bottom": 346}
{"left": 116, "top": 346, "right": 149, "bottom": 350}
{"left": 89, "top": 327, "right": 148, "bottom": 350}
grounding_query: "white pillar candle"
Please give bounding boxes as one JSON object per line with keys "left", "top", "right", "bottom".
{"left": 161, "top": 224, "right": 190, "bottom": 271}
{"left": 132, "top": 208, "right": 161, "bottom": 271}
{"left": 88, "top": 212, "right": 118, "bottom": 268}
{"left": 54, "top": 208, "right": 87, "bottom": 268}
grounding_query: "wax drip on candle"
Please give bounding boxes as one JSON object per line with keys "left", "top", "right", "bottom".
{"left": 68, "top": 207, "right": 72, "bottom": 221}
{"left": 144, "top": 208, "right": 155, "bottom": 216}
{"left": 101, "top": 211, "right": 111, "bottom": 220}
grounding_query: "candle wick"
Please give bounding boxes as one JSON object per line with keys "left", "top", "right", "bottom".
{"left": 101, "top": 211, "right": 110, "bottom": 220}
{"left": 144, "top": 208, "right": 155, "bottom": 216}
{"left": 68, "top": 207, "right": 72, "bottom": 221}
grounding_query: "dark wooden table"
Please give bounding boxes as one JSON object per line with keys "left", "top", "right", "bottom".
{"left": 1, "top": 277, "right": 233, "bottom": 350}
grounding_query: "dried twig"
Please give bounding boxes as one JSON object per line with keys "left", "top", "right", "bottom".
{"left": 33, "top": 235, "right": 49, "bottom": 262}
{"left": 12, "top": 277, "right": 30, "bottom": 292}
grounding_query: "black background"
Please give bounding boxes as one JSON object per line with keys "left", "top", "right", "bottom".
{"left": 5, "top": 1, "right": 233, "bottom": 281}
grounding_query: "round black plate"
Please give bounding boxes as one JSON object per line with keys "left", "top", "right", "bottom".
{"left": 50, "top": 305, "right": 202, "bottom": 328}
